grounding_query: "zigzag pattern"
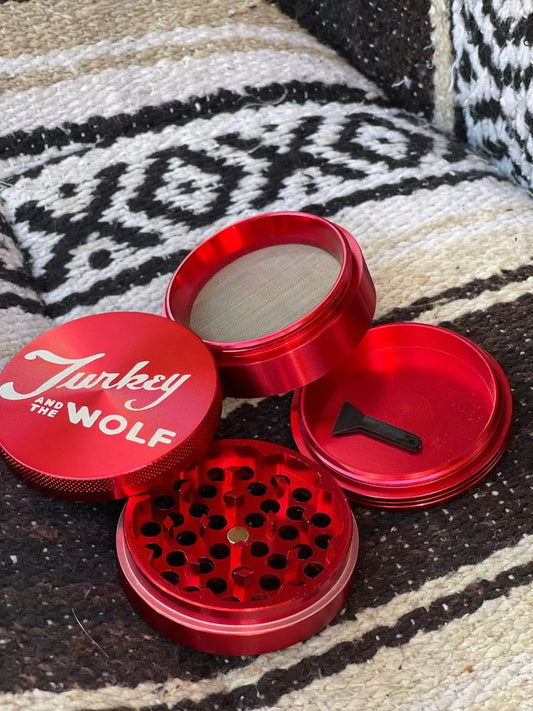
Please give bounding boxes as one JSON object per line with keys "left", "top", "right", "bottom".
{"left": 1, "top": 89, "right": 492, "bottom": 319}
{"left": 452, "top": 0, "right": 533, "bottom": 186}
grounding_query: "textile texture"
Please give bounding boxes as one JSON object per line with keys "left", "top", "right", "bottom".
{"left": 452, "top": 0, "right": 533, "bottom": 187}
{"left": 277, "top": 0, "right": 436, "bottom": 118}
{"left": 0, "top": 1, "right": 532, "bottom": 710}
{"left": 279, "top": 0, "right": 533, "bottom": 188}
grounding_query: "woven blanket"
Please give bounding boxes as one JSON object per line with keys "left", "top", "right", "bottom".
{"left": 0, "top": 1, "right": 531, "bottom": 709}
{"left": 280, "top": 0, "right": 533, "bottom": 188}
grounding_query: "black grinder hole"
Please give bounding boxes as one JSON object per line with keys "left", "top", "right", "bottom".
{"left": 260, "top": 575, "right": 280, "bottom": 591}
{"left": 140, "top": 521, "right": 161, "bottom": 537}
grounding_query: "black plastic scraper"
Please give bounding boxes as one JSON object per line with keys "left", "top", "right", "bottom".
{"left": 332, "top": 402, "right": 422, "bottom": 453}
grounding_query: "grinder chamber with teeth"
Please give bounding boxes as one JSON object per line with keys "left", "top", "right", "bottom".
{"left": 117, "top": 439, "right": 358, "bottom": 655}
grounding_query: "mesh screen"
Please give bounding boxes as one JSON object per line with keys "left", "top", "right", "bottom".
{"left": 189, "top": 244, "right": 341, "bottom": 342}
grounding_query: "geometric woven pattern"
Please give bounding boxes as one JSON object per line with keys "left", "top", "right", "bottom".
{"left": 452, "top": 0, "right": 533, "bottom": 187}
{"left": 280, "top": 0, "right": 533, "bottom": 188}
{"left": 2, "top": 95, "right": 496, "bottom": 320}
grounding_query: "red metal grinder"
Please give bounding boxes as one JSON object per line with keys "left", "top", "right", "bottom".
{"left": 0, "top": 312, "right": 221, "bottom": 501}
{"left": 291, "top": 323, "right": 513, "bottom": 508}
{"left": 117, "top": 439, "right": 358, "bottom": 655}
{"left": 164, "top": 212, "right": 376, "bottom": 397}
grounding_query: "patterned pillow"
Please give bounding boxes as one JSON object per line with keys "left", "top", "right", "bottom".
{"left": 279, "top": 0, "right": 533, "bottom": 187}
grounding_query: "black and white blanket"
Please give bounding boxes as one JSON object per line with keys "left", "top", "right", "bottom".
{"left": 281, "top": 0, "right": 533, "bottom": 188}
{"left": 0, "top": 1, "right": 531, "bottom": 709}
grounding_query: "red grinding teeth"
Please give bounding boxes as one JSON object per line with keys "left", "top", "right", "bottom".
{"left": 117, "top": 439, "right": 358, "bottom": 655}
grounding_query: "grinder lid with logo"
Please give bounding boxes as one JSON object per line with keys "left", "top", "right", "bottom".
{"left": 0, "top": 312, "right": 222, "bottom": 501}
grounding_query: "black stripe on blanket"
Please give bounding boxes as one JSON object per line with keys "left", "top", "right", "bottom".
{"left": 140, "top": 561, "right": 533, "bottom": 711}
{"left": 0, "top": 292, "right": 42, "bottom": 312}
{"left": 376, "top": 262, "right": 533, "bottom": 324}
{"left": 0, "top": 82, "right": 386, "bottom": 162}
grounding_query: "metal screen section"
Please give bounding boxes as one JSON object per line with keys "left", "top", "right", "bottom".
{"left": 189, "top": 244, "right": 341, "bottom": 342}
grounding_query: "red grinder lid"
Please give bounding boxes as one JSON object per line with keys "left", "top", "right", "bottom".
{"left": 117, "top": 439, "right": 358, "bottom": 655}
{"left": 291, "top": 323, "right": 513, "bottom": 508}
{"left": 0, "top": 312, "right": 221, "bottom": 501}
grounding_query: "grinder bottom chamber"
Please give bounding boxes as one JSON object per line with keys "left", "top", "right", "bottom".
{"left": 117, "top": 439, "right": 359, "bottom": 655}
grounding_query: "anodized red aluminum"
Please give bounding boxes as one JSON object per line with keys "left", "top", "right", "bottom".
{"left": 117, "top": 439, "right": 358, "bottom": 655}
{"left": 0, "top": 312, "right": 221, "bottom": 501}
{"left": 291, "top": 323, "right": 513, "bottom": 508}
{"left": 163, "top": 212, "right": 376, "bottom": 397}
